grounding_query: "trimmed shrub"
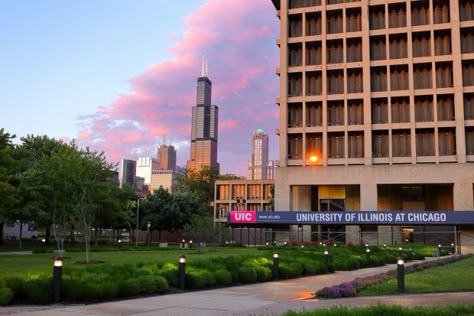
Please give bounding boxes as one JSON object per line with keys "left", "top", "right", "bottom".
{"left": 186, "top": 271, "right": 207, "bottom": 289}
{"left": 62, "top": 277, "right": 85, "bottom": 302}
{"left": 214, "top": 269, "right": 232, "bottom": 286}
{"left": 0, "top": 286, "right": 13, "bottom": 306}
{"left": 238, "top": 266, "right": 257, "bottom": 284}
{"left": 158, "top": 267, "right": 178, "bottom": 287}
{"left": 288, "top": 262, "right": 304, "bottom": 277}
{"left": 3, "top": 276, "right": 24, "bottom": 299}
{"left": 22, "top": 275, "right": 52, "bottom": 304}
{"left": 201, "top": 271, "right": 216, "bottom": 287}
{"left": 254, "top": 266, "right": 272, "bottom": 282}
{"left": 118, "top": 278, "right": 141, "bottom": 298}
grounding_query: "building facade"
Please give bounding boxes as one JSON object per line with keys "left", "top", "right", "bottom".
{"left": 271, "top": 0, "right": 474, "bottom": 252}
{"left": 157, "top": 144, "right": 177, "bottom": 171}
{"left": 248, "top": 129, "right": 271, "bottom": 180}
{"left": 148, "top": 170, "right": 182, "bottom": 193}
{"left": 187, "top": 62, "right": 220, "bottom": 173}
{"left": 118, "top": 159, "right": 136, "bottom": 188}
{"left": 136, "top": 157, "right": 159, "bottom": 185}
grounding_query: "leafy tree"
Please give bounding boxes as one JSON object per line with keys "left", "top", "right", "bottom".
{"left": 0, "top": 129, "right": 16, "bottom": 245}
{"left": 182, "top": 215, "right": 220, "bottom": 244}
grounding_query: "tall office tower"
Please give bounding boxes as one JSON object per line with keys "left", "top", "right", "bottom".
{"left": 157, "top": 144, "right": 177, "bottom": 171}
{"left": 248, "top": 129, "right": 270, "bottom": 180}
{"left": 187, "top": 60, "right": 220, "bottom": 173}
{"left": 118, "top": 159, "right": 136, "bottom": 188}
{"left": 136, "top": 157, "right": 159, "bottom": 185}
{"left": 271, "top": 0, "right": 474, "bottom": 250}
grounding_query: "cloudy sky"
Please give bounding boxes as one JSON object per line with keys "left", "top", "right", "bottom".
{"left": 0, "top": 0, "right": 280, "bottom": 176}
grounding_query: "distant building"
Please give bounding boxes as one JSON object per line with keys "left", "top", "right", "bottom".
{"left": 187, "top": 59, "right": 219, "bottom": 173}
{"left": 136, "top": 157, "right": 159, "bottom": 185}
{"left": 248, "top": 129, "right": 274, "bottom": 180}
{"left": 148, "top": 170, "right": 182, "bottom": 193}
{"left": 157, "top": 144, "right": 177, "bottom": 171}
{"left": 118, "top": 159, "right": 136, "bottom": 188}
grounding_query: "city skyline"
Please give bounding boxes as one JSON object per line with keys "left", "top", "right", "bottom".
{"left": 0, "top": 0, "right": 279, "bottom": 176}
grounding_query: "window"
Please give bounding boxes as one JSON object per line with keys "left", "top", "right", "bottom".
{"left": 416, "top": 129, "right": 435, "bottom": 156}
{"left": 288, "top": 43, "right": 302, "bottom": 67}
{"left": 288, "top": 103, "right": 303, "bottom": 127}
{"left": 390, "top": 65, "right": 409, "bottom": 91}
{"left": 328, "top": 132, "right": 345, "bottom": 158}
{"left": 389, "top": 34, "right": 407, "bottom": 59}
{"left": 327, "top": 40, "right": 344, "bottom": 64}
{"left": 435, "top": 30, "right": 452, "bottom": 55}
{"left": 348, "top": 132, "right": 364, "bottom": 158}
{"left": 347, "top": 68, "right": 363, "bottom": 93}
{"left": 372, "top": 131, "right": 389, "bottom": 157}
{"left": 371, "top": 98, "right": 388, "bottom": 124}
{"left": 288, "top": 134, "right": 303, "bottom": 159}
{"left": 411, "top": 1, "right": 430, "bottom": 26}
{"left": 392, "top": 130, "right": 411, "bottom": 157}
{"left": 412, "top": 32, "right": 431, "bottom": 57}
{"left": 306, "top": 102, "right": 322, "bottom": 127}
{"left": 460, "top": 0, "right": 474, "bottom": 21}
{"left": 346, "top": 8, "right": 361, "bottom": 32}
{"left": 437, "top": 95, "right": 455, "bottom": 121}
{"left": 371, "top": 67, "right": 387, "bottom": 92}
{"left": 306, "top": 71, "right": 322, "bottom": 96}
{"left": 306, "top": 133, "right": 322, "bottom": 156}
{"left": 289, "top": 14, "right": 303, "bottom": 37}
{"left": 465, "top": 93, "right": 474, "bottom": 120}
{"left": 438, "top": 128, "right": 456, "bottom": 156}
{"left": 328, "top": 100, "right": 344, "bottom": 125}
{"left": 433, "top": 1, "right": 450, "bottom": 24}
{"left": 370, "top": 36, "right": 386, "bottom": 60}
{"left": 306, "top": 41, "right": 322, "bottom": 65}
{"left": 306, "top": 12, "right": 322, "bottom": 36}
{"left": 415, "top": 95, "right": 434, "bottom": 122}
{"left": 413, "top": 64, "right": 432, "bottom": 89}
{"left": 369, "top": 5, "right": 385, "bottom": 30}
{"left": 289, "top": 0, "right": 322, "bottom": 9}
{"left": 392, "top": 97, "right": 410, "bottom": 123}
{"left": 348, "top": 99, "right": 363, "bottom": 125}
{"left": 288, "top": 73, "right": 302, "bottom": 96}
{"left": 346, "top": 38, "right": 362, "bottom": 62}
{"left": 463, "top": 61, "right": 474, "bottom": 86}
{"left": 466, "top": 127, "right": 474, "bottom": 155}
{"left": 436, "top": 62, "right": 453, "bottom": 88}
{"left": 388, "top": 3, "right": 406, "bottom": 28}
{"left": 327, "top": 10, "right": 343, "bottom": 34}
{"left": 327, "top": 70, "right": 344, "bottom": 94}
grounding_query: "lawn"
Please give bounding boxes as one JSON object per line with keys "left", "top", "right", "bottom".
{"left": 359, "top": 256, "right": 474, "bottom": 296}
{"left": 0, "top": 247, "right": 262, "bottom": 275}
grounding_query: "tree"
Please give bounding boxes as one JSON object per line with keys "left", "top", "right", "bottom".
{"left": 182, "top": 215, "right": 220, "bottom": 244}
{"left": 0, "top": 129, "right": 16, "bottom": 245}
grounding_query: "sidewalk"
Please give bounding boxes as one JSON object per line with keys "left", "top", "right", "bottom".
{"left": 1, "top": 257, "right": 473, "bottom": 316}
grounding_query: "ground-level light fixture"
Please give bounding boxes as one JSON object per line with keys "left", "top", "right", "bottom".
{"left": 178, "top": 255, "right": 186, "bottom": 290}
{"left": 52, "top": 256, "right": 63, "bottom": 303}
{"left": 323, "top": 250, "right": 329, "bottom": 273}
{"left": 272, "top": 253, "right": 279, "bottom": 280}
{"left": 397, "top": 258, "right": 405, "bottom": 293}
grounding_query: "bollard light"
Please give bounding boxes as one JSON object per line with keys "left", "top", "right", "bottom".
{"left": 181, "top": 239, "right": 186, "bottom": 248}
{"left": 365, "top": 243, "right": 369, "bottom": 247}
{"left": 178, "top": 255, "right": 186, "bottom": 290}
{"left": 283, "top": 241, "right": 287, "bottom": 246}
{"left": 272, "top": 253, "right": 279, "bottom": 280}
{"left": 42, "top": 238, "right": 46, "bottom": 243}
{"left": 397, "top": 258, "right": 405, "bottom": 293}
{"left": 438, "top": 244, "right": 442, "bottom": 257}
{"left": 365, "top": 247, "right": 371, "bottom": 259}
{"left": 52, "top": 256, "right": 63, "bottom": 303}
{"left": 265, "top": 242, "right": 269, "bottom": 246}
{"left": 323, "top": 250, "right": 329, "bottom": 273}
{"left": 118, "top": 239, "right": 122, "bottom": 244}
{"left": 398, "top": 247, "right": 403, "bottom": 258}
{"left": 301, "top": 245, "right": 305, "bottom": 248}
{"left": 189, "top": 240, "right": 193, "bottom": 248}
{"left": 383, "top": 244, "right": 387, "bottom": 249}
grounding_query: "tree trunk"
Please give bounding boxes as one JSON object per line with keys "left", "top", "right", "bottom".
{"left": 0, "top": 223, "right": 4, "bottom": 245}
{"left": 19, "top": 222, "right": 23, "bottom": 249}
{"left": 45, "top": 226, "right": 51, "bottom": 245}
{"left": 94, "top": 225, "right": 99, "bottom": 247}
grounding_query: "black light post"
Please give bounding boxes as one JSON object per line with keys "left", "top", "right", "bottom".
{"left": 451, "top": 243, "right": 455, "bottom": 254}
{"left": 52, "top": 256, "right": 63, "bottom": 303}
{"left": 147, "top": 221, "right": 151, "bottom": 246}
{"left": 398, "top": 247, "right": 403, "bottom": 258}
{"left": 383, "top": 243, "right": 387, "bottom": 249}
{"left": 438, "top": 244, "right": 442, "bottom": 257}
{"left": 323, "top": 249, "right": 329, "bottom": 274}
{"left": 365, "top": 247, "right": 371, "bottom": 260}
{"left": 178, "top": 255, "right": 186, "bottom": 290}
{"left": 397, "top": 258, "right": 405, "bottom": 293}
{"left": 272, "top": 253, "right": 279, "bottom": 280}
{"left": 181, "top": 239, "right": 186, "bottom": 248}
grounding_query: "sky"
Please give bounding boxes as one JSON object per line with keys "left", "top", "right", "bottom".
{"left": 0, "top": 0, "right": 280, "bottom": 176}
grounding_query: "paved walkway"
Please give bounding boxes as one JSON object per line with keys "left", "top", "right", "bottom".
{"left": 1, "top": 257, "right": 473, "bottom": 315}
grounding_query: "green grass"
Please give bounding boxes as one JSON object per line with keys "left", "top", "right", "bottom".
{"left": 359, "top": 256, "right": 474, "bottom": 296}
{"left": 0, "top": 247, "right": 262, "bottom": 275}
{"left": 283, "top": 305, "right": 474, "bottom": 316}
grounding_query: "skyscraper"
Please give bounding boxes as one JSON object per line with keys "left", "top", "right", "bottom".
{"left": 187, "top": 60, "right": 219, "bottom": 173}
{"left": 248, "top": 129, "right": 271, "bottom": 180}
{"left": 118, "top": 159, "right": 136, "bottom": 188}
{"left": 157, "top": 144, "right": 176, "bottom": 171}
{"left": 271, "top": 0, "right": 474, "bottom": 250}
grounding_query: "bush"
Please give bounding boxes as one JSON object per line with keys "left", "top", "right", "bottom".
{"left": 3, "top": 276, "right": 24, "bottom": 299}
{"left": 0, "top": 286, "right": 13, "bottom": 306}
{"left": 186, "top": 271, "right": 207, "bottom": 289}
{"left": 118, "top": 278, "right": 141, "bottom": 298}
{"left": 254, "top": 266, "right": 272, "bottom": 282}
{"left": 238, "top": 266, "right": 257, "bottom": 283}
{"left": 158, "top": 267, "right": 178, "bottom": 287}
{"left": 22, "top": 275, "right": 52, "bottom": 304}
{"left": 214, "top": 269, "right": 232, "bottom": 286}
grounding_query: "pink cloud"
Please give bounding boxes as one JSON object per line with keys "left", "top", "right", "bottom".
{"left": 76, "top": 0, "right": 279, "bottom": 176}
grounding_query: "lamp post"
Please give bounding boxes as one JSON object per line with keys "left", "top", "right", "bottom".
{"left": 397, "top": 258, "right": 405, "bottom": 293}
{"left": 52, "top": 256, "right": 63, "bottom": 303}
{"left": 323, "top": 249, "right": 329, "bottom": 273}
{"left": 178, "top": 255, "right": 186, "bottom": 290}
{"left": 365, "top": 247, "right": 371, "bottom": 260}
{"left": 135, "top": 197, "right": 144, "bottom": 247}
{"left": 147, "top": 221, "right": 151, "bottom": 246}
{"left": 398, "top": 247, "right": 403, "bottom": 258}
{"left": 272, "top": 253, "right": 279, "bottom": 280}
{"left": 438, "top": 244, "right": 442, "bottom": 257}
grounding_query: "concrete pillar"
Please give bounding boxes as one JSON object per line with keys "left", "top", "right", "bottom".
{"left": 454, "top": 183, "right": 474, "bottom": 253}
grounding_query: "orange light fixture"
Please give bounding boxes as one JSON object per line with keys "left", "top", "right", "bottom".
{"left": 309, "top": 155, "right": 318, "bottom": 163}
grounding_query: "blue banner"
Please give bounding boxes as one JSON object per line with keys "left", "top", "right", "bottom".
{"left": 228, "top": 211, "right": 474, "bottom": 225}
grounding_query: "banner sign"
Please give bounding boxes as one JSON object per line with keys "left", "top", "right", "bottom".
{"left": 227, "top": 211, "right": 474, "bottom": 225}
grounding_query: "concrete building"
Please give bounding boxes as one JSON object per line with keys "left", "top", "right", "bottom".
{"left": 118, "top": 159, "right": 136, "bottom": 188}
{"left": 248, "top": 129, "right": 276, "bottom": 180}
{"left": 271, "top": 0, "right": 474, "bottom": 251}
{"left": 148, "top": 170, "right": 182, "bottom": 193}
{"left": 136, "top": 157, "right": 159, "bottom": 185}
{"left": 157, "top": 144, "right": 177, "bottom": 171}
{"left": 187, "top": 60, "right": 220, "bottom": 173}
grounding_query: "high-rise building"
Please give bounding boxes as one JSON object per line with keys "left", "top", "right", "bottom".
{"left": 118, "top": 159, "right": 136, "bottom": 188}
{"left": 136, "top": 157, "right": 159, "bottom": 185}
{"left": 187, "top": 60, "right": 219, "bottom": 173}
{"left": 271, "top": 0, "right": 474, "bottom": 251}
{"left": 157, "top": 144, "right": 176, "bottom": 171}
{"left": 248, "top": 129, "right": 274, "bottom": 180}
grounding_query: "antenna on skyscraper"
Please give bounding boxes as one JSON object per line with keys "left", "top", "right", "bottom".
{"left": 201, "top": 56, "right": 208, "bottom": 77}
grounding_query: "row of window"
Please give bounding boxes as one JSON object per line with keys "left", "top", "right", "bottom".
{"left": 287, "top": 94, "right": 474, "bottom": 128}
{"left": 287, "top": 127, "right": 474, "bottom": 159}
